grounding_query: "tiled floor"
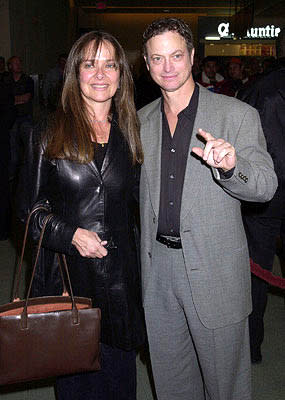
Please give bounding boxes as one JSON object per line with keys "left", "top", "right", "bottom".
{"left": 0, "top": 237, "right": 284, "bottom": 399}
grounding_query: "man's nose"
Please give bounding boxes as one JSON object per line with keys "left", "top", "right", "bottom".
{"left": 163, "top": 59, "right": 174, "bottom": 73}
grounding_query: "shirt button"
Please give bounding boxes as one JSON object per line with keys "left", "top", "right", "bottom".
{"left": 169, "top": 201, "right": 174, "bottom": 206}
{"left": 169, "top": 174, "right": 175, "bottom": 179}
{"left": 171, "top": 148, "right": 176, "bottom": 153}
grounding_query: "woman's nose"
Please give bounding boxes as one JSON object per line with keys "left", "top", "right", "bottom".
{"left": 95, "top": 65, "right": 105, "bottom": 79}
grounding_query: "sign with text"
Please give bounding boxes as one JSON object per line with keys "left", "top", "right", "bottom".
{"left": 218, "top": 23, "right": 281, "bottom": 39}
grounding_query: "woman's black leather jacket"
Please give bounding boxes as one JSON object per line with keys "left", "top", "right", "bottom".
{"left": 18, "top": 117, "right": 145, "bottom": 350}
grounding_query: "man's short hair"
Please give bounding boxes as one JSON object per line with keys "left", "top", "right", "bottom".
{"left": 202, "top": 56, "right": 218, "bottom": 66}
{"left": 142, "top": 17, "right": 194, "bottom": 58}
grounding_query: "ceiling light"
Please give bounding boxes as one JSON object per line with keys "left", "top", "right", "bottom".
{"left": 205, "top": 36, "right": 220, "bottom": 41}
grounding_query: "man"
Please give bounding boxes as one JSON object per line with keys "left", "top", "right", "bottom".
{"left": 227, "top": 57, "right": 251, "bottom": 97}
{"left": 138, "top": 17, "right": 277, "bottom": 400}
{"left": 196, "top": 56, "right": 234, "bottom": 96}
{"left": 7, "top": 55, "right": 34, "bottom": 178}
{"left": 42, "top": 53, "right": 67, "bottom": 111}
{"left": 241, "top": 29, "right": 285, "bottom": 364}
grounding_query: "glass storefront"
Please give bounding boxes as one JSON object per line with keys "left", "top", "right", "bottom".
{"left": 204, "top": 41, "right": 276, "bottom": 57}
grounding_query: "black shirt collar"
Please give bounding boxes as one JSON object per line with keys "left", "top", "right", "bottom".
{"left": 160, "top": 84, "right": 199, "bottom": 120}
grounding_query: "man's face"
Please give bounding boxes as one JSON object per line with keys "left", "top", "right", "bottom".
{"left": 228, "top": 63, "right": 242, "bottom": 80}
{"left": 144, "top": 30, "right": 194, "bottom": 93}
{"left": 9, "top": 57, "right": 22, "bottom": 74}
{"left": 203, "top": 61, "right": 217, "bottom": 79}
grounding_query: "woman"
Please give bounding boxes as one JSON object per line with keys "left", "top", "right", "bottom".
{"left": 18, "top": 31, "right": 145, "bottom": 399}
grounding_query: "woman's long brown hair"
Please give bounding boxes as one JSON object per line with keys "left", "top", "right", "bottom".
{"left": 45, "top": 31, "right": 143, "bottom": 164}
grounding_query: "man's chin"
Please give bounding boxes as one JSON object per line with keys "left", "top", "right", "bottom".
{"left": 160, "top": 84, "right": 181, "bottom": 93}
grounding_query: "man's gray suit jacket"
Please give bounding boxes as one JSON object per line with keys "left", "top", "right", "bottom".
{"left": 138, "top": 85, "right": 278, "bottom": 330}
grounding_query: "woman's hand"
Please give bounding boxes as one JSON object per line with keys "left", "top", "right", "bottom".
{"left": 72, "top": 228, "right": 108, "bottom": 258}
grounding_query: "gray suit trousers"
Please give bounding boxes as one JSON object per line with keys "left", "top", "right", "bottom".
{"left": 143, "top": 240, "right": 251, "bottom": 400}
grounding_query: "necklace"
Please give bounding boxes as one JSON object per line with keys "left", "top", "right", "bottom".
{"left": 92, "top": 119, "right": 109, "bottom": 123}
{"left": 91, "top": 115, "right": 112, "bottom": 123}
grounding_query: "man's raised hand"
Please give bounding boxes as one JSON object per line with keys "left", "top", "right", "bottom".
{"left": 192, "top": 128, "right": 236, "bottom": 171}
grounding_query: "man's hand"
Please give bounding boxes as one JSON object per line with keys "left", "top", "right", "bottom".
{"left": 192, "top": 129, "right": 236, "bottom": 172}
{"left": 72, "top": 228, "right": 108, "bottom": 258}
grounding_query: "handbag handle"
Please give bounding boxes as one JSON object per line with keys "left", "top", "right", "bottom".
{"left": 13, "top": 206, "right": 67, "bottom": 300}
{"left": 19, "top": 212, "right": 80, "bottom": 329}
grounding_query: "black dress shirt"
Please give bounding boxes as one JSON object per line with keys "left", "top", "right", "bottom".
{"left": 158, "top": 85, "right": 199, "bottom": 237}
{"left": 94, "top": 142, "right": 108, "bottom": 171}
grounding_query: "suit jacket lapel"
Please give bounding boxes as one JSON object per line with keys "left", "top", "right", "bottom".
{"left": 142, "top": 101, "right": 162, "bottom": 218}
{"left": 180, "top": 86, "right": 211, "bottom": 220}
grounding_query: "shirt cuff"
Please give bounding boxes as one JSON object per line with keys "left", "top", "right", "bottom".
{"left": 218, "top": 167, "right": 235, "bottom": 179}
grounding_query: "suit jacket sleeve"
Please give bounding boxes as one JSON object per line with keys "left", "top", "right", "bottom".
{"left": 212, "top": 105, "right": 278, "bottom": 202}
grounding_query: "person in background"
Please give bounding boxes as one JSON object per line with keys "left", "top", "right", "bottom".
{"left": 18, "top": 31, "right": 145, "bottom": 400}
{"left": 244, "top": 57, "right": 263, "bottom": 82}
{"left": 241, "top": 28, "right": 285, "bottom": 364}
{"left": 139, "top": 17, "right": 277, "bottom": 400}
{"left": 196, "top": 56, "right": 224, "bottom": 91}
{"left": 261, "top": 56, "right": 278, "bottom": 75}
{"left": 196, "top": 56, "right": 234, "bottom": 96}
{"left": 42, "top": 53, "right": 67, "bottom": 112}
{"left": 227, "top": 57, "right": 251, "bottom": 97}
{"left": 7, "top": 55, "right": 34, "bottom": 179}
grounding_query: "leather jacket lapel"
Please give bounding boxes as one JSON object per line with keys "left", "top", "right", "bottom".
{"left": 101, "top": 119, "right": 122, "bottom": 177}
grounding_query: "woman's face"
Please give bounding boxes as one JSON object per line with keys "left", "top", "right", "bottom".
{"left": 79, "top": 40, "right": 120, "bottom": 109}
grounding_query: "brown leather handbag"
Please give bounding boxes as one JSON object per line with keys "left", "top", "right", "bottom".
{"left": 0, "top": 208, "right": 101, "bottom": 386}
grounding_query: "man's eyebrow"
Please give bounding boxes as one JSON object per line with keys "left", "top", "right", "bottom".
{"left": 150, "top": 50, "right": 184, "bottom": 57}
{"left": 171, "top": 49, "right": 184, "bottom": 55}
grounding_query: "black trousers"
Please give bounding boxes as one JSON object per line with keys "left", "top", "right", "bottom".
{"left": 56, "top": 343, "right": 137, "bottom": 400}
{"left": 242, "top": 215, "right": 285, "bottom": 357}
